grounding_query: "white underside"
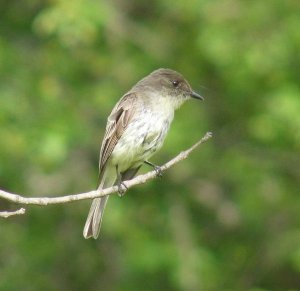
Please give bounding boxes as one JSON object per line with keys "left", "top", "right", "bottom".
{"left": 110, "top": 97, "right": 176, "bottom": 173}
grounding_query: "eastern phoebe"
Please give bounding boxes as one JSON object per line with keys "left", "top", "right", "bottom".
{"left": 83, "top": 68, "right": 203, "bottom": 239}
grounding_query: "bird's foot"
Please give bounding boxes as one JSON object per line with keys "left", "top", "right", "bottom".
{"left": 118, "top": 181, "right": 128, "bottom": 197}
{"left": 144, "top": 161, "right": 163, "bottom": 178}
{"left": 153, "top": 165, "right": 163, "bottom": 178}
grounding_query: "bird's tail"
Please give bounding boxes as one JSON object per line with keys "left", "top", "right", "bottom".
{"left": 83, "top": 166, "right": 141, "bottom": 239}
{"left": 83, "top": 171, "right": 115, "bottom": 239}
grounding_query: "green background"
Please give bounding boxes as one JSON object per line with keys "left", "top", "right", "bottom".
{"left": 1, "top": 0, "right": 300, "bottom": 290}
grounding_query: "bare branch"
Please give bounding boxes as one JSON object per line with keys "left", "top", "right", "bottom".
{"left": 0, "top": 132, "right": 212, "bottom": 214}
{"left": 0, "top": 208, "right": 26, "bottom": 218}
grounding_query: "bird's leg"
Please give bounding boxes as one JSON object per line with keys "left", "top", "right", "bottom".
{"left": 116, "top": 165, "right": 128, "bottom": 197}
{"left": 144, "top": 160, "right": 163, "bottom": 178}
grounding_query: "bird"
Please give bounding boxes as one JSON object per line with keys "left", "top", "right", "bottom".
{"left": 83, "top": 68, "right": 203, "bottom": 239}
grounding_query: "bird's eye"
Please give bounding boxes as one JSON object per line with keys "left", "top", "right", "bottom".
{"left": 172, "top": 80, "right": 179, "bottom": 87}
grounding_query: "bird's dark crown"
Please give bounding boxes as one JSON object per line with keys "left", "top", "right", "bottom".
{"left": 136, "top": 68, "right": 193, "bottom": 94}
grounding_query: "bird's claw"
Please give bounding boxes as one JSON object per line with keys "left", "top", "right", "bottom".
{"left": 144, "top": 160, "right": 163, "bottom": 178}
{"left": 153, "top": 165, "right": 163, "bottom": 178}
{"left": 118, "top": 181, "right": 128, "bottom": 197}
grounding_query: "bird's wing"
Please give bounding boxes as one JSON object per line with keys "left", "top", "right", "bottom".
{"left": 98, "top": 93, "right": 138, "bottom": 179}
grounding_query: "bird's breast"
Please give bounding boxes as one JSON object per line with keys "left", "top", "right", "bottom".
{"left": 110, "top": 107, "right": 174, "bottom": 172}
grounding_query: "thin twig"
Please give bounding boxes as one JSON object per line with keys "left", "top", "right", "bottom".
{"left": 0, "top": 208, "right": 26, "bottom": 218}
{"left": 0, "top": 132, "right": 212, "bottom": 217}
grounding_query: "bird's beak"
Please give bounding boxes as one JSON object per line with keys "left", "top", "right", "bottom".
{"left": 190, "top": 91, "right": 204, "bottom": 101}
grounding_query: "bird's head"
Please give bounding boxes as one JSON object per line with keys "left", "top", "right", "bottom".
{"left": 137, "top": 68, "right": 203, "bottom": 109}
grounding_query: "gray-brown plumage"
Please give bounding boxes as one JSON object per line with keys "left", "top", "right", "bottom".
{"left": 83, "top": 68, "right": 203, "bottom": 239}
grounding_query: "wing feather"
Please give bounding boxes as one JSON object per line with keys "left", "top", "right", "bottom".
{"left": 98, "top": 93, "right": 138, "bottom": 179}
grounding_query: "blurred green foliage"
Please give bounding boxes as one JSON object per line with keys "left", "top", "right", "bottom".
{"left": 1, "top": 0, "right": 300, "bottom": 290}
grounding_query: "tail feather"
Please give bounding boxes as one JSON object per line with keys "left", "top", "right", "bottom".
{"left": 83, "top": 165, "right": 141, "bottom": 239}
{"left": 83, "top": 170, "right": 115, "bottom": 239}
{"left": 83, "top": 196, "right": 109, "bottom": 239}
